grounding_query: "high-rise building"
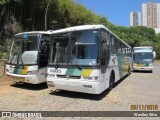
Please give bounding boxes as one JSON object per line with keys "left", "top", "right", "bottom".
{"left": 142, "top": 2, "right": 160, "bottom": 28}
{"left": 130, "top": 11, "right": 141, "bottom": 26}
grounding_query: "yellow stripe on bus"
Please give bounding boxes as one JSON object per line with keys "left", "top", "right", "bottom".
{"left": 22, "top": 66, "right": 29, "bottom": 75}
{"left": 81, "top": 69, "right": 92, "bottom": 76}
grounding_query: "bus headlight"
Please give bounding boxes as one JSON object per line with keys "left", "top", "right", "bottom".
{"left": 6, "top": 69, "right": 9, "bottom": 72}
{"left": 133, "top": 63, "right": 137, "bottom": 66}
{"left": 82, "top": 76, "right": 92, "bottom": 80}
{"left": 149, "top": 63, "right": 153, "bottom": 66}
{"left": 27, "top": 70, "right": 38, "bottom": 75}
{"left": 82, "top": 76, "right": 99, "bottom": 80}
{"left": 27, "top": 71, "right": 32, "bottom": 75}
{"left": 47, "top": 74, "right": 55, "bottom": 78}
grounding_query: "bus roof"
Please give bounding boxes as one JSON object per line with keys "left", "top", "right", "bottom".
{"left": 15, "top": 31, "right": 52, "bottom": 36}
{"left": 133, "top": 46, "right": 153, "bottom": 52}
{"left": 51, "top": 24, "right": 131, "bottom": 48}
{"left": 133, "top": 46, "right": 153, "bottom": 49}
{"left": 51, "top": 25, "right": 108, "bottom": 33}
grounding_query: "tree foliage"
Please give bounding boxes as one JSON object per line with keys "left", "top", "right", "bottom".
{"left": 0, "top": 0, "right": 160, "bottom": 59}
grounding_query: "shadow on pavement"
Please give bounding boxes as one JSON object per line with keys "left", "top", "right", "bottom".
{"left": 49, "top": 89, "right": 110, "bottom": 101}
{"left": 113, "top": 74, "right": 128, "bottom": 88}
{"left": 49, "top": 75, "right": 130, "bottom": 101}
{"left": 10, "top": 82, "right": 48, "bottom": 90}
{"left": 132, "top": 70, "right": 152, "bottom": 73}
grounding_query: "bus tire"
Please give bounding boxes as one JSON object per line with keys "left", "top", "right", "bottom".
{"left": 109, "top": 71, "right": 115, "bottom": 91}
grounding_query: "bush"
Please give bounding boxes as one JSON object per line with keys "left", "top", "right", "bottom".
{"left": 0, "top": 46, "right": 4, "bottom": 59}
{"left": 0, "top": 51, "right": 2, "bottom": 59}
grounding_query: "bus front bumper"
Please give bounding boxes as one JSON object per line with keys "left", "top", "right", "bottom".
{"left": 133, "top": 66, "right": 153, "bottom": 71}
{"left": 6, "top": 72, "right": 40, "bottom": 84}
{"left": 47, "top": 78, "right": 103, "bottom": 94}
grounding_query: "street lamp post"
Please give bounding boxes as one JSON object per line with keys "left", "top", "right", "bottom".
{"left": 45, "top": 0, "right": 52, "bottom": 31}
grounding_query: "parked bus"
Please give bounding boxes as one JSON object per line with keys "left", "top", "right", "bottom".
{"left": 133, "top": 46, "right": 155, "bottom": 72}
{"left": 47, "top": 25, "right": 132, "bottom": 94}
{"left": 6, "top": 31, "right": 51, "bottom": 84}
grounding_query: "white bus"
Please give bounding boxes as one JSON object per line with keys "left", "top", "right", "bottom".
{"left": 133, "top": 46, "right": 155, "bottom": 72}
{"left": 5, "top": 31, "right": 51, "bottom": 84}
{"left": 47, "top": 25, "right": 132, "bottom": 94}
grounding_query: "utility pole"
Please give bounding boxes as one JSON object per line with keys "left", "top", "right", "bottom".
{"left": 45, "top": 0, "right": 52, "bottom": 31}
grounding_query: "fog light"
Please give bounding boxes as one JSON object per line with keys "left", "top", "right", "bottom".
{"left": 48, "top": 84, "right": 55, "bottom": 87}
{"left": 47, "top": 81, "right": 54, "bottom": 85}
{"left": 94, "top": 76, "right": 99, "bottom": 80}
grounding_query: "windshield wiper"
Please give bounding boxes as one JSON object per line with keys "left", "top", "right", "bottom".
{"left": 15, "top": 42, "right": 24, "bottom": 68}
{"left": 10, "top": 53, "right": 17, "bottom": 64}
{"left": 19, "top": 52, "right": 25, "bottom": 69}
{"left": 10, "top": 52, "right": 24, "bottom": 69}
{"left": 55, "top": 63, "right": 60, "bottom": 69}
{"left": 10, "top": 46, "right": 21, "bottom": 65}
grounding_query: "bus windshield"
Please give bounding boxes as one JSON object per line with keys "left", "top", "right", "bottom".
{"left": 8, "top": 34, "right": 40, "bottom": 65}
{"left": 70, "top": 30, "right": 99, "bottom": 65}
{"left": 50, "top": 30, "right": 100, "bottom": 66}
{"left": 133, "top": 52, "right": 153, "bottom": 63}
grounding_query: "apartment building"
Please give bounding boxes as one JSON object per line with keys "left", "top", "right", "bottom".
{"left": 130, "top": 11, "right": 141, "bottom": 26}
{"left": 142, "top": 2, "right": 160, "bottom": 28}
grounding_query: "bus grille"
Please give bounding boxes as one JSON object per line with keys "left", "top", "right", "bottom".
{"left": 56, "top": 75, "right": 81, "bottom": 79}
{"left": 57, "top": 75, "right": 66, "bottom": 78}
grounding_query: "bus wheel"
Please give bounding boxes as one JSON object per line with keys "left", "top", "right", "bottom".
{"left": 109, "top": 72, "right": 115, "bottom": 91}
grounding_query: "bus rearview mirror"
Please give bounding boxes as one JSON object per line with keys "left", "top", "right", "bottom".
{"left": 153, "top": 51, "right": 156, "bottom": 58}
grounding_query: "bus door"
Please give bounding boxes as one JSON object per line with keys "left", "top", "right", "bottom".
{"left": 100, "top": 29, "right": 110, "bottom": 74}
{"left": 39, "top": 35, "right": 50, "bottom": 68}
{"left": 38, "top": 34, "right": 50, "bottom": 82}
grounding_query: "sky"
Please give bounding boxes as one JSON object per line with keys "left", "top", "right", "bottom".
{"left": 75, "top": 0, "right": 160, "bottom": 27}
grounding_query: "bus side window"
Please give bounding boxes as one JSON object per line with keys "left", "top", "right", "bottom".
{"left": 122, "top": 44, "right": 126, "bottom": 55}
{"left": 111, "top": 36, "right": 117, "bottom": 53}
{"left": 126, "top": 47, "right": 129, "bottom": 56}
{"left": 128, "top": 48, "right": 132, "bottom": 57}
{"left": 117, "top": 41, "right": 122, "bottom": 54}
